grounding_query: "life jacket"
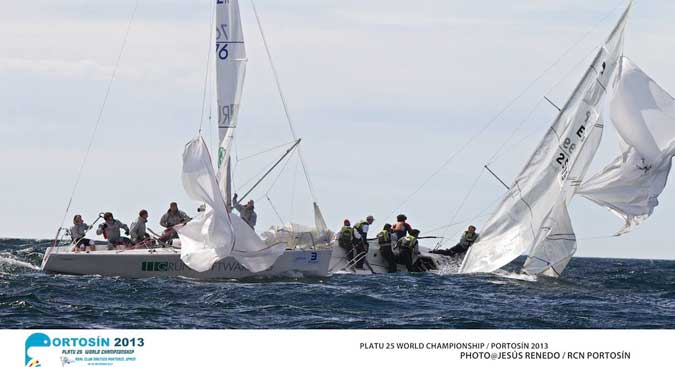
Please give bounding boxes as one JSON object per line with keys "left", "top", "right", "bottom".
{"left": 377, "top": 230, "right": 392, "bottom": 245}
{"left": 463, "top": 231, "right": 479, "bottom": 244}
{"left": 354, "top": 221, "right": 368, "bottom": 234}
{"left": 399, "top": 235, "right": 418, "bottom": 249}
{"left": 338, "top": 226, "right": 354, "bottom": 243}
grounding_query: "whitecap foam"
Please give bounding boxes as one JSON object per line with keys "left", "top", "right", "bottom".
{"left": 0, "top": 254, "right": 41, "bottom": 271}
{"left": 493, "top": 269, "right": 538, "bottom": 282}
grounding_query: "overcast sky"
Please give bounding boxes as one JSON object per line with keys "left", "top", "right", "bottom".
{"left": 1, "top": 0, "right": 674, "bottom": 260}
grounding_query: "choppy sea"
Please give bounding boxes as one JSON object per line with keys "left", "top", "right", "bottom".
{"left": 1, "top": 239, "right": 674, "bottom": 329}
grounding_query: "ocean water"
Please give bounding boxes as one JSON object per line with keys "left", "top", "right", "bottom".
{"left": 1, "top": 239, "right": 674, "bottom": 329}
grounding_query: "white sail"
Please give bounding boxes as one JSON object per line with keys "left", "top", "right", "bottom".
{"left": 215, "top": 0, "right": 248, "bottom": 204}
{"left": 522, "top": 106, "right": 605, "bottom": 276}
{"left": 177, "top": 138, "right": 236, "bottom": 272}
{"left": 313, "top": 202, "right": 328, "bottom": 232}
{"left": 177, "top": 138, "right": 285, "bottom": 272}
{"left": 578, "top": 58, "right": 675, "bottom": 234}
{"left": 522, "top": 202, "right": 577, "bottom": 277}
{"left": 460, "top": 4, "right": 630, "bottom": 275}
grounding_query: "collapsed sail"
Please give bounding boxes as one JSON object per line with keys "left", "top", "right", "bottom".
{"left": 521, "top": 202, "right": 577, "bottom": 277}
{"left": 460, "top": 5, "right": 630, "bottom": 275}
{"left": 578, "top": 58, "right": 675, "bottom": 234}
{"left": 177, "top": 138, "right": 285, "bottom": 272}
{"left": 215, "top": 0, "right": 248, "bottom": 205}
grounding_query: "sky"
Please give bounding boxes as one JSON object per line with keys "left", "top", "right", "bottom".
{"left": 1, "top": 0, "right": 674, "bottom": 260}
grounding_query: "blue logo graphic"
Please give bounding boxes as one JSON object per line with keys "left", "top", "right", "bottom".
{"left": 25, "top": 333, "right": 50, "bottom": 367}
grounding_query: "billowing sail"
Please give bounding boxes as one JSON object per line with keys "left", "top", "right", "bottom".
{"left": 177, "top": 138, "right": 285, "bottom": 272}
{"left": 522, "top": 202, "right": 577, "bottom": 276}
{"left": 578, "top": 58, "right": 675, "bottom": 234}
{"left": 460, "top": 5, "right": 630, "bottom": 275}
{"left": 177, "top": 138, "right": 235, "bottom": 271}
{"left": 215, "top": 0, "right": 248, "bottom": 204}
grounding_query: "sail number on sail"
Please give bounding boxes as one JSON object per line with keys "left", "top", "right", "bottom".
{"left": 555, "top": 109, "right": 595, "bottom": 181}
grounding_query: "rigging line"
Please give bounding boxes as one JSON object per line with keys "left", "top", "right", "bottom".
{"left": 266, "top": 194, "right": 286, "bottom": 224}
{"left": 262, "top": 150, "right": 296, "bottom": 198}
{"left": 198, "top": 0, "right": 216, "bottom": 133}
{"left": 237, "top": 139, "right": 301, "bottom": 200}
{"left": 424, "top": 213, "right": 492, "bottom": 235}
{"left": 387, "top": 0, "right": 628, "bottom": 217}
{"left": 434, "top": 169, "right": 486, "bottom": 250}
{"left": 425, "top": 194, "right": 503, "bottom": 234}
{"left": 289, "top": 155, "right": 300, "bottom": 223}
{"left": 264, "top": 149, "right": 297, "bottom": 196}
{"left": 56, "top": 0, "right": 140, "bottom": 232}
{"left": 486, "top": 34, "right": 614, "bottom": 166}
{"left": 249, "top": 0, "right": 318, "bottom": 203}
{"left": 237, "top": 140, "right": 297, "bottom": 162}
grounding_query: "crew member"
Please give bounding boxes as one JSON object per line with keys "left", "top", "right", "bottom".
{"left": 392, "top": 214, "right": 411, "bottom": 239}
{"left": 396, "top": 228, "right": 420, "bottom": 272}
{"left": 159, "top": 202, "right": 191, "bottom": 242}
{"left": 130, "top": 209, "right": 151, "bottom": 245}
{"left": 377, "top": 223, "right": 397, "bottom": 273}
{"left": 353, "top": 215, "right": 374, "bottom": 270}
{"left": 337, "top": 219, "right": 356, "bottom": 263}
{"left": 431, "top": 225, "right": 479, "bottom": 257}
{"left": 70, "top": 214, "right": 95, "bottom": 253}
{"left": 233, "top": 193, "right": 257, "bottom": 229}
{"left": 96, "top": 212, "right": 131, "bottom": 249}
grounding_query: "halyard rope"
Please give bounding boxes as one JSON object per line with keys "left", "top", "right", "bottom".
{"left": 387, "top": 0, "right": 629, "bottom": 217}
{"left": 56, "top": 0, "right": 140, "bottom": 236}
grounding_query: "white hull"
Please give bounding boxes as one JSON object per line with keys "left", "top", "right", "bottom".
{"left": 329, "top": 240, "right": 458, "bottom": 274}
{"left": 42, "top": 245, "right": 331, "bottom": 279}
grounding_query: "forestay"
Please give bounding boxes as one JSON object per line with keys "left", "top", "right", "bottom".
{"left": 177, "top": 138, "right": 285, "bottom": 272}
{"left": 215, "top": 0, "right": 248, "bottom": 206}
{"left": 460, "top": 4, "right": 630, "bottom": 275}
{"left": 578, "top": 58, "right": 675, "bottom": 234}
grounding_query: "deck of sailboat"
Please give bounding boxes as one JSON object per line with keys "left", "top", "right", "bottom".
{"left": 42, "top": 245, "right": 332, "bottom": 279}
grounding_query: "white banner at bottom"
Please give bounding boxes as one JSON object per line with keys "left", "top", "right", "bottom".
{"left": 2, "top": 329, "right": 672, "bottom": 367}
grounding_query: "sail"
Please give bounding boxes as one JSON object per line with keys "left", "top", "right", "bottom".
{"left": 460, "top": 5, "right": 630, "bottom": 274}
{"left": 215, "top": 0, "right": 248, "bottom": 204}
{"left": 177, "top": 138, "right": 236, "bottom": 272}
{"left": 578, "top": 58, "right": 675, "bottom": 234}
{"left": 522, "top": 201, "right": 577, "bottom": 276}
{"left": 177, "top": 138, "right": 285, "bottom": 272}
{"left": 313, "top": 202, "right": 328, "bottom": 232}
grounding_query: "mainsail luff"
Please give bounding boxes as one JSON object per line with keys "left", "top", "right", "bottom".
{"left": 215, "top": 0, "right": 248, "bottom": 205}
{"left": 459, "top": 4, "right": 630, "bottom": 275}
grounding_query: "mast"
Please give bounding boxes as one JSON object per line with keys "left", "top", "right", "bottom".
{"left": 215, "top": 0, "right": 248, "bottom": 207}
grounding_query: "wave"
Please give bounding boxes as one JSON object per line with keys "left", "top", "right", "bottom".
{"left": 0, "top": 253, "right": 41, "bottom": 271}
{"left": 493, "top": 269, "right": 538, "bottom": 282}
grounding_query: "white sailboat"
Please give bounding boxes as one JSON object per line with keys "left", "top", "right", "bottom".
{"left": 329, "top": 243, "right": 456, "bottom": 274}
{"left": 459, "top": 2, "right": 675, "bottom": 277}
{"left": 42, "top": 0, "right": 332, "bottom": 279}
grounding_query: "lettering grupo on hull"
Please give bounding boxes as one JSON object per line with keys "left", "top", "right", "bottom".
{"left": 140, "top": 260, "right": 248, "bottom": 272}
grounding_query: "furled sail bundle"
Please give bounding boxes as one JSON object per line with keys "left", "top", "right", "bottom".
{"left": 460, "top": 4, "right": 630, "bottom": 276}
{"left": 578, "top": 58, "right": 675, "bottom": 234}
{"left": 177, "top": 138, "right": 285, "bottom": 272}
